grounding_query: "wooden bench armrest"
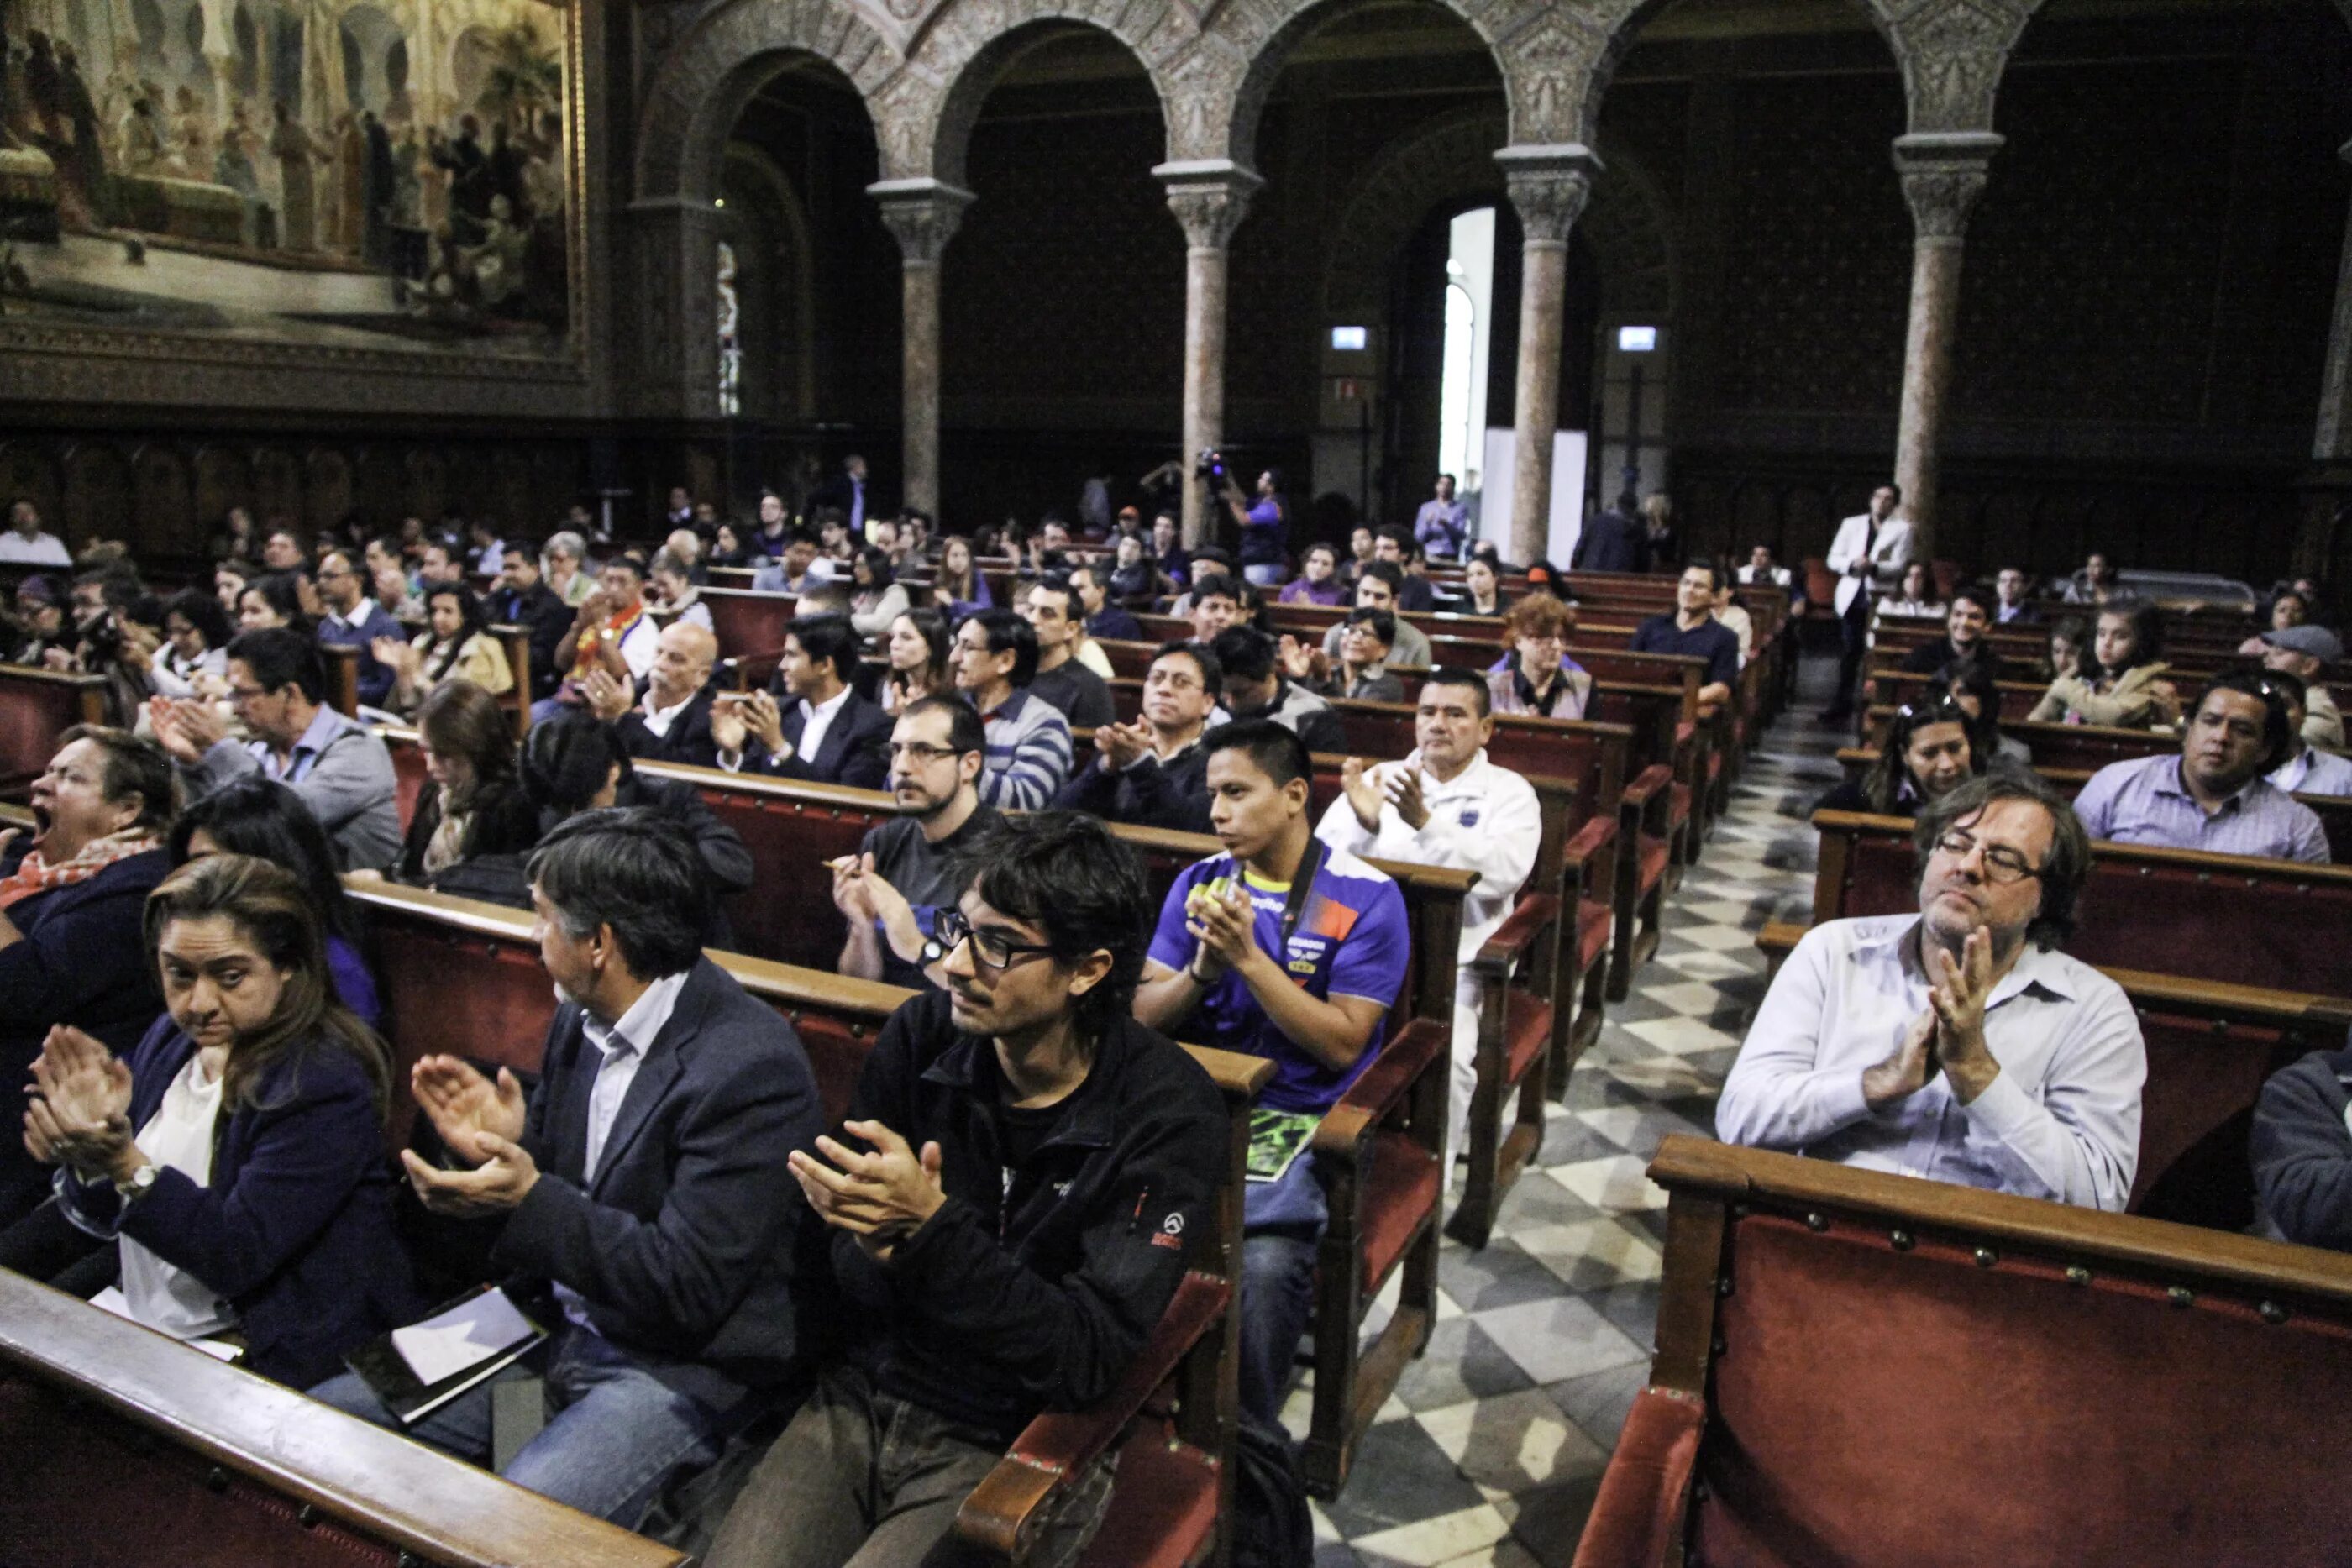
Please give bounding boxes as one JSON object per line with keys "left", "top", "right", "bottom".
{"left": 1620, "top": 763, "right": 1671, "bottom": 811}
{"left": 1473, "top": 893, "right": 1561, "bottom": 973}
{"left": 1569, "top": 1386, "right": 1707, "bottom": 1568}
{"left": 1560, "top": 815, "right": 1619, "bottom": 905}
{"left": 1756, "top": 920, "right": 1805, "bottom": 959}
{"left": 1312, "top": 1017, "right": 1449, "bottom": 1169}
{"left": 953, "top": 1270, "right": 1230, "bottom": 1562}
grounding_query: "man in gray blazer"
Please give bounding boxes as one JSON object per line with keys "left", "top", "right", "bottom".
{"left": 150, "top": 627, "right": 402, "bottom": 869}
{"left": 309, "top": 810, "right": 823, "bottom": 1526}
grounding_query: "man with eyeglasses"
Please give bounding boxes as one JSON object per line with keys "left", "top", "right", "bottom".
{"left": 1719, "top": 773, "right": 2145, "bottom": 1211}
{"left": 831, "top": 696, "right": 1003, "bottom": 989}
{"left": 148, "top": 627, "right": 400, "bottom": 871}
{"left": 311, "top": 550, "right": 404, "bottom": 708}
{"left": 2071, "top": 673, "right": 2330, "bottom": 863}
{"left": 1053, "top": 641, "right": 1221, "bottom": 833}
{"left": 706, "top": 812, "right": 1226, "bottom": 1568}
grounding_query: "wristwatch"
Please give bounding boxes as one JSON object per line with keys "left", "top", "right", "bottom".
{"left": 113, "top": 1162, "right": 159, "bottom": 1204}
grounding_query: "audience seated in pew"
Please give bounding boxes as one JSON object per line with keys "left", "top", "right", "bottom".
{"left": 173, "top": 777, "right": 385, "bottom": 1029}
{"left": 948, "top": 609, "right": 1074, "bottom": 810}
{"left": 0, "top": 726, "right": 177, "bottom": 1222}
{"left": 1316, "top": 562, "right": 1433, "bottom": 668}
{"left": 877, "top": 608, "right": 953, "bottom": 717}
{"left": 1179, "top": 569, "right": 1245, "bottom": 644}
{"left": 2261, "top": 624, "right": 2344, "bottom": 752}
{"left": 1289, "top": 606, "right": 1405, "bottom": 704}
{"left": 1133, "top": 721, "right": 1411, "bottom": 1424}
{"left": 1053, "top": 640, "right": 1221, "bottom": 835}
{"left": 586, "top": 621, "right": 722, "bottom": 770}
{"left": 1312, "top": 669, "right": 1539, "bottom": 1151}
{"left": 144, "top": 587, "right": 234, "bottom": 702}
{"left": 1485, "top": 593, "right": 1593, "bottom": 720}
{"left": 1020, "top": 574, "right": 1117, "bottom": 726}
{"left": 847, "top": 547, "right": 911, "bottom": 641}
{"left": 750, "top": 528, "right": 834, "bottom": 595}
{"left": 2071, "top": 672, "right": 2331, "bottom": 863}
{"left": 1719, "top": 774, "right": 2145, "bottom": 1211}
{"left": 1941, "top": 655, "right": 2034, "bottom": 767}
{"left": 1070, "top": 559, "right": 1142, "bottom": 642}
{"left": 703, "top": 813, "right": 1229, "bottom": 1568}
{"left": 832, "top": 697, "right": 1003, "bottom": 990}
{"left": 381, "top": 679, "right": 540, "bottom": 889}
{"left": 1627, "top": 562, "right": 1739, "bottom": 716}
{"left": 1814, "top": 693, "right": 1984, "bottom": 817}
{"left": 540, "top": 556, "right": 661, "bottom": 724}
{"left": 2251, "top": 1030, "right": 2352, "bottom": 1249}
{"left": 1213, "top": 626, "right": 1347, "bottom": 756}
{"left": 648, "top": 551, "right": 714, "bottom": 633}
{"left": 150, "top": 627, "right": 402, "bottom": 872}
{"left": 19, "top": 855, "right": 423, "bottom": 1386}
{"left": 711, "top": 614, "right": 892, "bottom": 789}
{"left": 310, "top": 811, "right": 823, "bottom": 1528}
{"left": 2027, "top": 600, "right": 2179, "bottom": 730}
{"left": 2263, "top": 671, "right": 2352, "bottom": 796}
{"left": 489, "top": 539, "right": 576, "bottom": 701}
{"left": 312, "top": 550, "right": 404, "bottom": 709}
{"left": 1893, "top": 583, "right": 1994, "bottom": 675}
{"left": 375, "top": 583, "right": 514, "bottom": 718}
{"left": 436, "top": 713, "right": 753, "bottom": 942}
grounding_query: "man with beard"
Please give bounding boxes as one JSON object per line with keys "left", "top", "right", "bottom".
{"left": 829, "top": 696, "right": 1002, "bottom": 990}
{"left": 1719, "top": 772, "right": 2144, "bottom": 1211}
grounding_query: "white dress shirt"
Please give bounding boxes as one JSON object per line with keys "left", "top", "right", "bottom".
{"left": 793, "top": 685, "right": 853, "bottom": 763}
{"left": 555, "top": 969, "right": 690, "bottom": 1330}
{"left": 1718, "top": 915, "right": 2145, "bottom": 1211}
{"left": 637, "top": 687, "right": 699, "bottom": 741}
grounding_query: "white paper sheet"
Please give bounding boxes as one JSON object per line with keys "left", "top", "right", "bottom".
{"left": 391, "top": 1288, "right": 538, "bottom": 1385}
{"left": 90, "top": 1287, "right": 244, "bottom": 1361}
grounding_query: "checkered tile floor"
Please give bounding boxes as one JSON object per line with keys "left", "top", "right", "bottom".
{"left": 1288, "top": 658, "right": 1846, "bottom": 1567}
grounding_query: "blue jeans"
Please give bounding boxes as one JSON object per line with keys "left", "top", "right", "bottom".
{"left": 309, "top": 1322, "right": 738, "bottom": 1526}
{"left": 1238, "top": 1154, "right": 1328, "bottom": 1424}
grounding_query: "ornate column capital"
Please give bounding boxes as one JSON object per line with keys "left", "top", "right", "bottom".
{"left": 1893, "top": 131, "right": 2003, "bottom": 244}
{"left": 867, "top": 178, "right": 976, "bottom": 265}
{"left": 1153, "top": 160, "right": 1265, "bottom": 251}
{"left": 1493, "top": 144, "right": 1604, "bottom": 245}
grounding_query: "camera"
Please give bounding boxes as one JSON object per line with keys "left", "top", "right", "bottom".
{"left": 81, "top": 611, "right": 123, "bottom": 663}
{"left": 1194, "top": 448, "right": 1226, "bottom": 484}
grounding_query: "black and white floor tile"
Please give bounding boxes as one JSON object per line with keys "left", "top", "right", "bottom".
{"left": 1286, "top": 662, "right": 1846, "bottom": 1566}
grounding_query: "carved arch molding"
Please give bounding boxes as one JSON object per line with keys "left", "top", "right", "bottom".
{"left": 634, "top": 0, "right": 2090, "bottom": 205}
{"left": 1320, "top": 108, "right": 1673, "bottom": 325}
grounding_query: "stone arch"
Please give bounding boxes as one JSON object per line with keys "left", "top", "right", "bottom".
{"left": 906, "top": 6, "right": 1179, "bottom": 188}
{"left": 632, "top": 0, "right": 900, "bottom": 204}
{"left": 1208, "top": 0, "right": 1513, "bottom": 174}
{"left": 1319, "top": 107, "right": 1675, "bottom": 323}
{"left": 1565, "top": 0, "right": 1907, "bottom": 144}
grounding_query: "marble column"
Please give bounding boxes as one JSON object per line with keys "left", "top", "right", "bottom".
{"left": 1891, "top": 131, "right": 2001, "bottom": 559}
{"left": 1494, "top": 144, "right": 1601, "bottom": 569}
{"left": 2313, "top": 139, "right": 2352, "bottom": 462}
{"left": 869, "top": 178, "right": 976, "bottom": 518}
{"left": 1155, "top": 160, "right": 1263, "bottom": 549}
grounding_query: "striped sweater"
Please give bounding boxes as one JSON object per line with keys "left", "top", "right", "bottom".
{"left": 976, "top": 688, "right": 1074, "bottom": 810}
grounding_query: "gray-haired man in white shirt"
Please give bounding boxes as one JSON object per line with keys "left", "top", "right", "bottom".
{"left": 1719, "top": 772, "right": 2145, "bottom": 1211}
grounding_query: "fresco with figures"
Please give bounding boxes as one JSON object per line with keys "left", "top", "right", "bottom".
{"left": 0, "top": 0, "right": 570, "bottom": 356}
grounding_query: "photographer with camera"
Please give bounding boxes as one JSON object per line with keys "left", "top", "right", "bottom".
{"left": 1203, "top": 450, "right": 1290, "bottom": 588}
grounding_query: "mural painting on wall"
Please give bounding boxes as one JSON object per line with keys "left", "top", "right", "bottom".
{"left": 0, "top": 0, "right": 570, "bottom": 356}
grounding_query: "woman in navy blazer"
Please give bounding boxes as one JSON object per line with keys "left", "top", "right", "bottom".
{"left": 27, "top": 853, "right": 422, "bottom": 1388}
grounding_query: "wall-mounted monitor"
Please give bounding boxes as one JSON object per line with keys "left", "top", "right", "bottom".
{"left": 1617, "top": 325, "right": 1659, "bottom": 353}
{"left": 1331, "top": 326, "right": 1369, "bottom": 351}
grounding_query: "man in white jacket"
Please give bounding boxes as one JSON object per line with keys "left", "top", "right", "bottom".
{"left": 1314, "top": 667, "right": 1541, "bottom": 1150}
{"left": 1824, "top": 483, "right": 1914, "bottom": 721}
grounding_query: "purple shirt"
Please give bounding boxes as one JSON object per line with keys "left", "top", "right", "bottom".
{"left": 2071, "top": 753, "right": 2330, "bottom": 863}
{"left": 1279, "top": 577, "right": 1346, "bottom": 606}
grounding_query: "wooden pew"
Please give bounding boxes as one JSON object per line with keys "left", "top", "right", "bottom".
{"left": 349, "top": 880, "right": 1273, "bottom": 1567}
{"left": 701, "top": 586, "right": 799, "bottom": 663}
{"left": 0, "top": 1270, "right": 685, "bottom": 1568}
{"left": 1572, "top": 1135, "right": 2352, "bottom": 1568}
{"left": 1788, "top": 809, "right": 2352, "bottom": 999}
{"left": 0, "top": 665, "right": 108, "bottom": 792}
{"left": 1756, "top": 812, "right": 2352, "bottom": 1228}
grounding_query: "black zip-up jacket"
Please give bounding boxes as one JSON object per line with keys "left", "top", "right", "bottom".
{"left": 2251, "top": 1040, "right": 2352, "bottom": 1249}
{"left": 1051, "top": 737, "right": 1212, "bottom": 835}
{"left": 827, "top": 988, "right": 1227, "bottom": 1444}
